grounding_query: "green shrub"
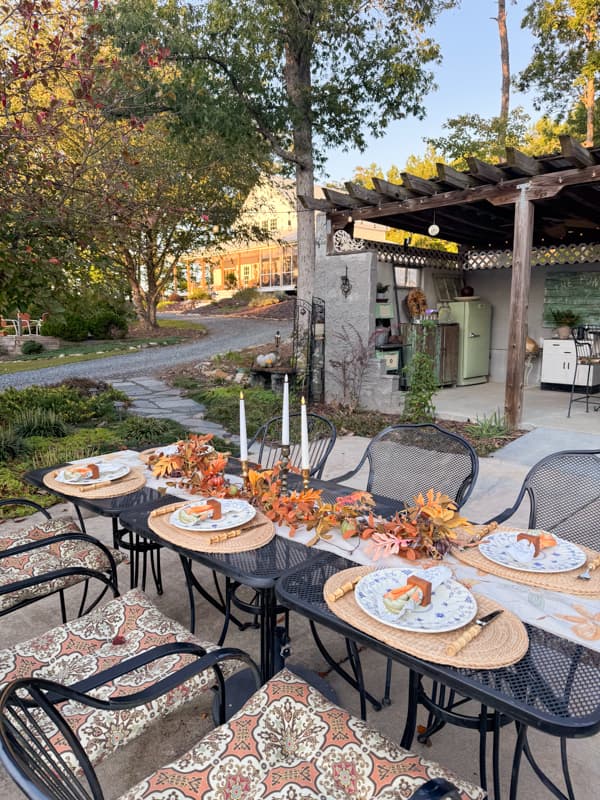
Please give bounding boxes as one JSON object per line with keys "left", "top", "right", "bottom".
{"left": 89, "top": 309, "right": 128, "bottom": 339}
{"left": 0, "top": 465, "right": 56, "bottom": 518}
{"left": 189, "top": 386, "right": 281, "bottom": 437}
{"left": 248, "top": 294, "right": 279, "bottom": 308}
{"left": 62, "top": 312, "right": 89, "bottom": 341}
{"left": 21, "top": 340, "right": 44, "bottom": 355}
{"left": 465, "top": 410, "right": 511, "bottom": 439}
{"left": 13, "top": 408, "right": 68, "bottom": 438}
{"left": 0, "top": 383, "right": 129, "bottom": 426}
{"left": 116, "top": 416, "right": 189, "bottom": 449}
{"left": 26, "top": 428, "right": 124, "bottom": 469}
{"left": 0, "top": 427, "right": 29, "bottom": 462}
{"left": 231, "top": 287, "right": 259, "bottom": 306}
{"left": 188, "top": 288, "right": 211, "bottom": 301}
{"left": 157, "top": 301, "right": 174, "bottom": 311}
{"left": 40, "top": 316, "right": 65, "bottom": 338}
{"left": 401, "top": 322, "right": 437, "bottom": 424}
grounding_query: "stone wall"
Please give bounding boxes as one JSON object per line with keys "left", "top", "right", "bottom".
{"left": 0, "top": 335, "right": 61, "bottom": 355}
{"left": 314, "top": 215, "right": 378, "bottom": 406}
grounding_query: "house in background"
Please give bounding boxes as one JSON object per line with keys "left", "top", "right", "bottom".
{"left": 177, "top": 177, "right": 388, "bottom": 293}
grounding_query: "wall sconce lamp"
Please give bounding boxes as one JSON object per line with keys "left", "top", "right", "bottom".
{"left": 274, "top": 330, "right": 281, "bottom": 350}
{"left": 340, "top": 265, "right": 352, "bottom": 298}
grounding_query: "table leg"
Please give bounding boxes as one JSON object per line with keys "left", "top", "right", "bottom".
{"left": 400, "top": 669, "right": 420, "bottom": 749}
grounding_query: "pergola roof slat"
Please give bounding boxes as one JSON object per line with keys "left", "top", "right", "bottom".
{"left": 559, "top": 135, "right": 598, "bottom": 168}
{"left": 322, "top": 187, "right": 363, "bottom": 208}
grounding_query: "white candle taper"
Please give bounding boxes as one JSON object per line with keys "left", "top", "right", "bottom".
{"left": 300, "top": 396, "right": 310, "bottom": 471}
{"left": 239, "top": 391, "right": 248, "bottom": 461}
{"left": 282, "top": 374, "right": 290, "bottom": 446}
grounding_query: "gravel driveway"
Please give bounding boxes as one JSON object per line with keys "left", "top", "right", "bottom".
{"left": 0, "top": 316, "right": 290, "bottom": 390}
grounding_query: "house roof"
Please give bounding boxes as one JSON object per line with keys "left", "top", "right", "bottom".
{"left": 302, "top": 137, "right": 600, "bottom": 250}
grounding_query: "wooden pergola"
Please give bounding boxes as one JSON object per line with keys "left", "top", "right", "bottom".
{"left": 301, "top": 136, "right": 600, "bottom": 428}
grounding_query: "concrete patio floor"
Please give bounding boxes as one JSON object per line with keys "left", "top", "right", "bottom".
{"left": 1, "top": 433, "right": 598, "bottom": 799}
{"left": 434, "top": 380, "right": 600, "bottom": 434}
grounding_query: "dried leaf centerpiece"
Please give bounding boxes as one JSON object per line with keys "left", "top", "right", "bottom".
{"left": 362, "top": 489, "right": 471, "bottom": 561}
{"left": 151, "top": 434, "right": 235, "bottom": 496}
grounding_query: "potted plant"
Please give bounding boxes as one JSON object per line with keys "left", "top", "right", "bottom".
{"left": 551, "top": 309, "right": 581, "bottom": 340}
{"left": 376, "top": 283, "right": 389, "bottom": 302}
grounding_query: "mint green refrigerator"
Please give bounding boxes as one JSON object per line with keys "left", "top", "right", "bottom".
{"left": 447, "top": 300, "right": 492, "bottom": 385}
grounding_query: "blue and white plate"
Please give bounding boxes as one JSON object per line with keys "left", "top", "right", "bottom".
{"left": 478, "top": 530, "right": 586, "bottom": 573}
{"left": 170, "top": 498, "right": 256, "bottom": 532}
{"left": 354, "top": 566, "right": 477, "bottom": 633}
{"left": 57, "top": 460, "right": 130, "bottom": 485}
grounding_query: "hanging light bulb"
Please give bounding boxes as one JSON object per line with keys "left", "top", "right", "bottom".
{"left": 428, "top": 210, "right": 439, "bottom": 237}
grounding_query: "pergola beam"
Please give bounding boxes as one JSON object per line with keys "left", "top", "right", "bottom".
{"left": 371, "top": 177, "right": 415, "bottom": 200}
{"left": 322, "top": 187, "right": 363, "bottom": 208}
{"left": 344, "top": 181, "right": 387, "bottom": 206}
{"left": 560, "top": 135, "right": 597, "bottom": 168}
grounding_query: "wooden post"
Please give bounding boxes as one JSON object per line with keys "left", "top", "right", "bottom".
{"left": 505, "top": 184, "right": 535, "bottom": 429}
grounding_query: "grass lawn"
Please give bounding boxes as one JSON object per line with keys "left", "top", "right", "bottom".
{"left": 0, "top": 320, "right": 206, "bottom": 375}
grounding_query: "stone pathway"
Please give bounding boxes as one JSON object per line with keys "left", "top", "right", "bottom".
{"left": 111, "top": 376, "right": 239, "bottom": 444}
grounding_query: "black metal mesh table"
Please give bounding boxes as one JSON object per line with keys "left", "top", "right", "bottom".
{"left": 119, "top": 498, "right": 323, "bottom": 682}
{"left": 25, "top": 466, "right": 165, "bottom": 592}
{"left": 276, "top": 551, "right": 600, "bottom": 800}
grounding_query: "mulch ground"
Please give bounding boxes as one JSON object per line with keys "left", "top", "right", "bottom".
{"left": 164, "top": 299, "right": 296, "bottom": 320}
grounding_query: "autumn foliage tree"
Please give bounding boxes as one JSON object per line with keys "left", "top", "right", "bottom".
{"left": 0, "top": 0, "right": 268, "bottom": 326}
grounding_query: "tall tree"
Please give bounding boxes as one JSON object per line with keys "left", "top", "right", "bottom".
{"left": 105, "top": 0, "right": 458, "bottom": 307}
{"left": 496, "top": 0, "right": 510, "bottom": 145}
{"left": 518, "top": 1, "right": 599, "bottom": 146}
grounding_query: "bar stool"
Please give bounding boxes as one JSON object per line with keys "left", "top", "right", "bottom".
{"left": 567, "top": 326, "right": 600, "bottom": 416}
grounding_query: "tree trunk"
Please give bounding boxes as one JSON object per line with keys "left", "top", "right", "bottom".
{"left": 583, "top": 19, "right": 596, "bottom": 146}
{"left": 124, "top": 251, "right": 160, "bottom": 331}
{"left": 497, "top": 0, "right": 510, "bottom": 148}
{"left": 584, "top": 75, "right": 595, "bottom": 147}
{"left": 283, "top": 37, "right": 315, "bottom": 308}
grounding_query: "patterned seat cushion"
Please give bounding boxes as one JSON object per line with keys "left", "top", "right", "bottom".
{"left": 0, "top": 589, "right": 239, "bottom": 766}
{"left": 121, "top": 668, "right": 486, "bottom": 800}
{"left": 0, "top": 517, "right": 126, "bottom": 612}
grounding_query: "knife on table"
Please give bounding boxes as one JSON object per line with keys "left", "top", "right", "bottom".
{"left": 445, "top": 610, "right": 504, "bottom": 657}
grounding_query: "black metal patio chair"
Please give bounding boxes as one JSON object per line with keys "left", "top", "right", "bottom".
{"left": 418, "top": 449, "right": 600, "bottom": 800}
{"left": 0, "top": 587, "right": 258, "bottom": 783}
{"left": 568, "top": 327, "right": 600, "bottom": 417}
{"left": 0, "top": 498, "right": 124, "bottom": 622}
{"left": 322, "top": 423, "right": 479, "bottom": 710}
{"left": 331, "top": 422, "right": 479, "bottom": 506}
{"left": 0, "top": 666, "right": 483, "bottom": 800}
{"left": 487, "top": 448, "right": 600, "bottom": 543}
{"left": 248, "top": 411, "right": 337, "bottom": 478}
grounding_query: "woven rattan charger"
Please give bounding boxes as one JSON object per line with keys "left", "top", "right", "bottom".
{"left": 452, "top": 525, "right": 600, "bottom": 597}
{"left": 148, "top": 503, "right": 275, "bottom": 554}
{"left": 324, "top": 566, "right": 529, "bottom": 669}
{"left": 43, "top": 468, "right": 146, "bottom": 499}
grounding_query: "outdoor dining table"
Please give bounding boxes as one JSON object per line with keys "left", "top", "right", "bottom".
{"left": 24, "top": 450, "right": 401, "bottom": 688}
{"left": 23, "top": 449, "right": 600, "bottom": 798}
{"left": 275, "top": 550, "right": 600, "bottom": 800}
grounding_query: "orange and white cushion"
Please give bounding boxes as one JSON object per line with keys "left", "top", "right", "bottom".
{"left": 0, "top": 517, "right": 125, "bottom": 612}
{"left": 121, "top": 667, "right": 485, "bottom": 800}
{"left": 0, "top": 589, "right": 240, "bottom": 766}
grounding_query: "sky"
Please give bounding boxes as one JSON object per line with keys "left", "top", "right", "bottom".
{"left": 319, "top": 0, "right": 538, "bottom": 183}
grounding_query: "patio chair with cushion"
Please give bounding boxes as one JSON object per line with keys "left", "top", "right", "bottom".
{"left": 0, "top": 499, "right": 125, "bottom": 622}
{"left": 0, "top": 666, "right": 486, "bottom": 800}
{"left": 248, "top": 410, "right": 337, "bottom": 478}
{"left": 0, "top": 588, "right": 258, "bottom": 778}
{"left": 325, "top": 423, "right": 479, "bottom": 710}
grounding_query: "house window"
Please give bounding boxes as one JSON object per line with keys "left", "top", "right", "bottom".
{"left": 269, "top": 217, "right": 278, "bottom": 232}
{"left": 394, "top": 267, "right": 419, "bottom": 288}
{"left": 242, "top": 265, "right": 251, "bottom": 284}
